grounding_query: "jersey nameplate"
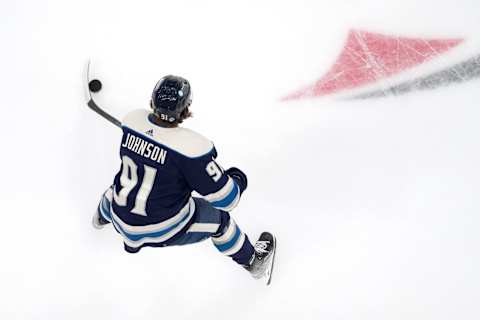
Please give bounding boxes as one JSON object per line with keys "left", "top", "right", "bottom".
{"left": 122, "top": 132, "right": 168, "bottom": 165}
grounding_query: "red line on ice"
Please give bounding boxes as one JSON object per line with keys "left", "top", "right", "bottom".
{"left": 283, "top": 30, "right": 463, "bottom": 100}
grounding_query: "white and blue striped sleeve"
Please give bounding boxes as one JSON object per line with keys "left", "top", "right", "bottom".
{"left": 180, "top": 148, "right": 241, "bottom": 212}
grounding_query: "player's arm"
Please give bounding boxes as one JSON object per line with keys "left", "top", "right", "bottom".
{"left": 181, "top": 148, "right": 247, "bottom": 212}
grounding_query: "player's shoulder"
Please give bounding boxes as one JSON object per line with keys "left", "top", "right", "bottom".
{"left": 122, "top": 109, "right": 151, "bottom": 126}
{"left": 169, "top": 127, "right": 215, "bottom": 158}
{"left": 122, "top": 109, "right": 214, "bottom": 158}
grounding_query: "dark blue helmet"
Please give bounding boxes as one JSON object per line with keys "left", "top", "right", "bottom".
{"left": 151, "top": 75, "right": 192, "bottom": 123}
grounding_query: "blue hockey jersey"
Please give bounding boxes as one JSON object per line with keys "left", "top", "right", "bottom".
{"left": 110, "top": 109, "right": 241, "bottom": 250}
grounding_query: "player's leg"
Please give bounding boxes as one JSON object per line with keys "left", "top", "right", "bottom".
{"left": 207, "top": 201, "right": 276, "bottom": 284}
{"left": 181, "top": 198, "right": 276, "bottom": 277}
{"left": 210, "top": 211, "right": 255, "bottom": 267}
{"left": 167, "top": 198, "right": 255, "bottom": 267}
{"left": 92, "top": 186, "right": 113, "bottom": 229}
{"left": 210, "top": 208, "right": 276, "bottom": 283}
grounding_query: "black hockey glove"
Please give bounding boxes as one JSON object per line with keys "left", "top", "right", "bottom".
{"left": 226, "top": 167, "right": 248, "bottom": 195}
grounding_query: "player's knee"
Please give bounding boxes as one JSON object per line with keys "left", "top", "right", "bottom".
{"left": 213, "top": 211, "right": 231, "bottom": 236}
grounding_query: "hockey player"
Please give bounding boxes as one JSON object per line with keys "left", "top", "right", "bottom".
{"left": 92, "top": 75, "right": 276, "bottom": 282}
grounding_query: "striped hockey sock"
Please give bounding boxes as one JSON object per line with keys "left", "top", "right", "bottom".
{"left": 211, "top": 217, "right": 254, "bottom": 266}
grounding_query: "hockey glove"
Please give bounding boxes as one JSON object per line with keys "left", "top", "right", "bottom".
{"left": 226, "top": 167, "right": 248, "bottom": 195}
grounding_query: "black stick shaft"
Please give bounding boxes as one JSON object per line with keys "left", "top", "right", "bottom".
{"left": 87, "top": 98, "right": 122, "bottom": 128}
{"left": 84, "top": 60, "right": 122, "bottom": 128}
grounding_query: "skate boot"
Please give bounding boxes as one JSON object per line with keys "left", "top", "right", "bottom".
{"left": 244, "top": 232, "right": 277, "bottom": 285}
{"left": 92, "top": 206, "right": 110, "bottom": 230}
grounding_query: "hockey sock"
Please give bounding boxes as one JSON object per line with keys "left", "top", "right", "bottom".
{"left": 211, "top": 214, "right": 254, "bottom": 266}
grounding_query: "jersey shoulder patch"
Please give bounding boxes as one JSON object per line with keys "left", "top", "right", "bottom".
{"left": 122, "top": 109, "right": 214, "bottom": 158}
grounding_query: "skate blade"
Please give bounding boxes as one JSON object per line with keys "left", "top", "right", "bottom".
{"left": 92, "top": 215, "right": 105, "bottom": 230}
{"left": 264, "top": 236, "right": 277, "bottom": 286}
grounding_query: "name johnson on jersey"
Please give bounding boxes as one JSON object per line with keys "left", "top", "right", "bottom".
{"left": 121, "top": 132, "right": 168, "bottom": 164}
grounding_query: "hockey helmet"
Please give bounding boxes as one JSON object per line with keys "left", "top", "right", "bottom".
{"left": 151, "top": 75, "right": 192, "bottom": 123}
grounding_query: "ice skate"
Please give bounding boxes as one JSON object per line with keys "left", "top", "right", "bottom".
{"left": 92, "top": 207, "right": 110, "bottom": 230}
{"left": 245, "top": 232, "right": 277, "bottom": 285}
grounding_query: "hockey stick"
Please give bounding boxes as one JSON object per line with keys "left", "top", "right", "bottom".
{"left": 84, "top": 60, "right": 122, "bottom": 128}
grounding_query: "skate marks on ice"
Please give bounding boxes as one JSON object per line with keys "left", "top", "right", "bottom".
{"left": 351, "top": 54, "right": 480, "bottom": 98}
{"left": 282, "top": 29, "right": 473, "bottom": 100}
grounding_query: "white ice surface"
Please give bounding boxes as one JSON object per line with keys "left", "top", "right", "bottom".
{"left": 1, "top": 0, "right": 479, "bottom": 319}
